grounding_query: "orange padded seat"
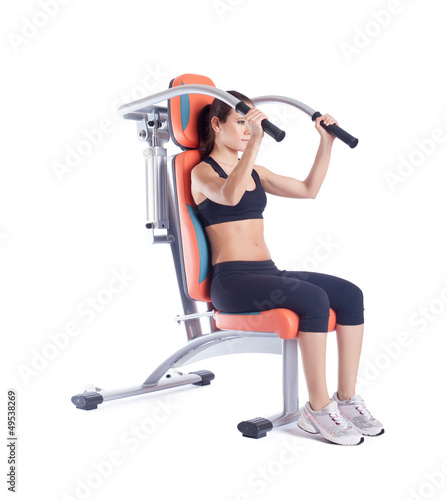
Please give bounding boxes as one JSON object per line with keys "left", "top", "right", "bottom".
{"left": 215, "top": 308, "right": 337, "bottom": 340}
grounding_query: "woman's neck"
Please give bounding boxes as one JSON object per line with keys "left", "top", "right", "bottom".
{"left": 208, "top": 144, "right": 239, "bottom": 170}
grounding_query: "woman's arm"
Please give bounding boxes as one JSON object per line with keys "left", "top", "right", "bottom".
{"left": 192, "top": 107, "right": 268, "bottom": 206}
{"left": 192, "top": 137, "right": 262, "bottom": 206}
{"left": 222, "top": 134, "right": 262, "bottom": 205}
{"left": 257, "top": 114, "right": 338, "bottom": 199}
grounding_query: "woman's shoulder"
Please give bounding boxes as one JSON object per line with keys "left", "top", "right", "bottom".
{"left": 252, "top": 164, "right": 271, "bottom": 181}
{"left": 192, "top": 159, "right": 216, "bottom": 174}
{"left": 191, "top": 160, "right": 222, "bottom": 184}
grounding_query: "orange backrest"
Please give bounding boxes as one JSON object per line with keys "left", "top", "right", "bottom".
{"left": 169, "top": 74, "right": 216, "bottom": 302}
{"left": 174, "top": 150, "right": 212, "bottom": 301}
{"left": 168, "top": 73, "right": 215, "bottom": 150}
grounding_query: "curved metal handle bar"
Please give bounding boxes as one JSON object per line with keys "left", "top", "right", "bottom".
{"left": 118, "top": 86, "right": 356, "bottom": 147}
{"left": 252, "top": 95, "right": 359, "bottom": 148}
{"left": 251, "top": 95, "right": 316, "bottom": 117}
{"left": 118, "top": 84, "right": 240, "bottom": 117}
{"left": 118, "top": 88, "right": 317, "bottom": 118}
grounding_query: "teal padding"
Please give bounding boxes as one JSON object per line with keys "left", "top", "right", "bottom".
{"left": 187, "top": 204, "right": 211, "bottom": 284}
{"left": 219, "top": 311, "right": 261, "bottom": 316}
{"left": 180, "top": 83, "right": 190, "bottom": 131}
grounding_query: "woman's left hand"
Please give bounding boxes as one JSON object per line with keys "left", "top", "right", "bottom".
{"left": 315, "top": 114, "right": 338, "bottom": 143}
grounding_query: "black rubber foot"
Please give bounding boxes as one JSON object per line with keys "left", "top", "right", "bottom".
{"left": 238, "top": 418, "right": 273, "bottom": 439}
{"left": 71, "top": 391, "right": 104, "bottom": 410}
{"left": 189, "top": 370, "right": 215, "bottom": 386}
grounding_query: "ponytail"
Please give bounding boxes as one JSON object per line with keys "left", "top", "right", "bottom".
{"left": 198, "top": 104, "right": 214, "bottom": 160}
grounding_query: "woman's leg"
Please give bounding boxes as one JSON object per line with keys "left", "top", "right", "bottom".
{"left": 336, "top": 323, "right": 364, "bottom": 400}
{"left": 298, "top": 331, "right": 331, "bottom": 411}
{"left": 276, "top": 269, "right": 365, "bottom": 329}
{"left": 298, "top": 324, "right": 364, "bottom": 411}
{"left": 297, "top": 328, "right": 365, "bottom": 446}
{"left": 333, "top": 323, "right": 384, "bottom": 437}
{"left": 210, "top": 262, "right": 332, "bottom": 332}
{"left": 210, "top": 261, "right": 364, "bottom": 409}
{"left": 276, "top": 269, "right": 365, "bottom": 404}
{"left": 211, "top": 262, "right": 334, "bottom": 410}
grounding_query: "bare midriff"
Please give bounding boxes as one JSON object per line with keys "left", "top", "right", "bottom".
{"left": 204, "top": 218, "right": 271, "bottom": 266}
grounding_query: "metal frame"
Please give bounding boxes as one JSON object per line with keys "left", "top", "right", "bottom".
{"left": 71, "top": 84, "right": 311, "bottom": 438}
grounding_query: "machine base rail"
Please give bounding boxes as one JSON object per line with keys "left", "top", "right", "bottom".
{"left": 71, "top": 370, "right": 215, "bottom": 410}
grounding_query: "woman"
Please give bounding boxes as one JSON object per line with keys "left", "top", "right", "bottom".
{"left": 191, "top": 91, "right": 384, "bottom": 446}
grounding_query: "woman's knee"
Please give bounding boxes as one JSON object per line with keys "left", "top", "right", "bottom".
{"left": 299, "top": 289, "right": 330, "bottom": 332}
{"left": 343, "top": 282, "right": 364, "bottom": 311}
{"left": 307, "top": 287, "right": 331, "bottom": 316}
{"left": 336, "top": 281, "right": 364, "bottom": 325}
{"left": 292, "top": 286, "right": 331, "bottom": 332}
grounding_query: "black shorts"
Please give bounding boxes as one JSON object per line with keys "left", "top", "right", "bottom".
{"left": 210, "top": 259, "right": 364, "bottom": 333}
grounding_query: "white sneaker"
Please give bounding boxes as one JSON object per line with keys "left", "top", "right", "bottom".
{"left": 297, "top": 400, "right": 364, "bottom": 446}
{"left": 331, "top": 392, "right": 384, "bottom": 437}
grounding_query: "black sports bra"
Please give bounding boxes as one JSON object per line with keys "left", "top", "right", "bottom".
{"left": 196, "top": 156, "right": 267, "bottom": 228}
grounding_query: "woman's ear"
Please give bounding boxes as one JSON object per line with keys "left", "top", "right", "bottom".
{"left": 211, "top": 116, "right": 220, "bottom": 134}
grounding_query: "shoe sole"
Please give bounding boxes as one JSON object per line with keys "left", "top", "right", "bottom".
{"left": 348, "top": 420, "right": 385, "bottom": 437}
{"left": 297, "top": 412, "right": 364, "bottom": 446}
{"left": 360, "top": 428, "right": 385, "bottom": 437}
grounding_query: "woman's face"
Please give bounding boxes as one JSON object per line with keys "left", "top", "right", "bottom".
{"left": 213, "top": 106, "right": 251, "bottom": 152}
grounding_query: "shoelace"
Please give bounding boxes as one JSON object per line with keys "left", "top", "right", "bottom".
{"left": 328, "top": 408, "right": 351, "bottom": 429}
{"left": 352, "top": 399, "right": 373, "bottom": 419}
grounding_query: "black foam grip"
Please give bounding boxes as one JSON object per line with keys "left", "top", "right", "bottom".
{"left": 236, "top": 101, "right": 285, "bottom": 142}
{"left": 312, "top": 112, "right": 358, "bottom": 148}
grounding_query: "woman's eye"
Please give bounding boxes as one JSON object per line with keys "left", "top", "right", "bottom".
{"left": 238, "top": 120, "right": 245, "bottom": 125}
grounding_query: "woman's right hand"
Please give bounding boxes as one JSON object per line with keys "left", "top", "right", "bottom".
{"left": 244, "top": 107, "right": 268, "bottom": 142}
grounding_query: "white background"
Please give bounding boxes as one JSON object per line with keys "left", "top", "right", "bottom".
{"left": 2, "top": 1, "right": 447, "bottom": 499}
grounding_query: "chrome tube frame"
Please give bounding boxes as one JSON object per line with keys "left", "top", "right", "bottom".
{"left": 74, "top": 329, "right": 301, "bottom": 431}
{"left": 252, "top": 95, "right": 316, "bottom": 117}
{"left": 118, "top": 84, "right": 240, "bottom": 119}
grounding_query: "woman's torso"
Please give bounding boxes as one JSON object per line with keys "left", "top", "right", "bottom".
{"left": 191, "top": 157, "right": 271, "bottom": 266}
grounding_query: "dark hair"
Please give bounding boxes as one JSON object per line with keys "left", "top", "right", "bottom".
{"left": 197, "top": 90, "right": 253, "bottom": 160}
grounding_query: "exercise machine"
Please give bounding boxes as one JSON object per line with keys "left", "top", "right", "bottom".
{"left": 71, "top": 73, "right": 358, "bottom": 438}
